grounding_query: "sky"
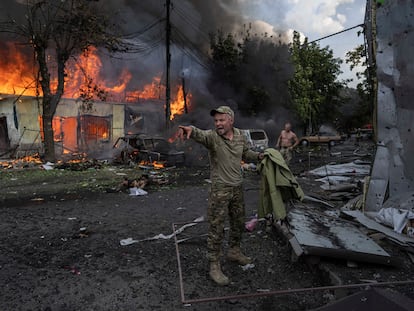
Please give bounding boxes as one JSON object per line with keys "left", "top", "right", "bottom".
{"left": 236, "top": 0, "right": 367, "bottom": 87}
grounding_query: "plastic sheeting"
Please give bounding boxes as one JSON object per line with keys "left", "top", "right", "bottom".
{"left": 309, "top": 162, "right": 371, "bottom": 177}
{"left": 376, "top": 208, "right": 414, "bottom": 234}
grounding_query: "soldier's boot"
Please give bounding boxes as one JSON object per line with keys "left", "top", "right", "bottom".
{"left": 209, "top": 261, "right": 230, "bottom": 286}
{"left": 227, "top": 247, "right": 252, "bottom": 265}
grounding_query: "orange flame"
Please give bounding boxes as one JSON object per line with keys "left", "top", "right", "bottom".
{"left": 0, "top": 153, "right": 43, "bottom": 169}
{"left": 139, "top": 160, "right": 165, "bottom": 169}
{"left": 61, "top": 47, "right": 131, "bottom": 98}
{"left": 0, "top": 42, "right": 38, "bottom": 96}
{"left": 0, "top": 45, "right": 191, "bottom": 119}
{"left": 125, "top": 77, "right": 162, "bottom": 101}
{"left": 170, "top": 85, "right": 192, "bottom": 120}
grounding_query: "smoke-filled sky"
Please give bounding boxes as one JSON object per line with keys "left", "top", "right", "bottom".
{"left": 4, "top": 0, "right": 365, "bottom": 88}
{"left": 0, "top": 0, "right": 367, "bottom": 141}
{"left": 108, "top": 0, "right": 366, "bottom": 87}
{"left": 236, "top": 0, "right": 366, "bottom": 86}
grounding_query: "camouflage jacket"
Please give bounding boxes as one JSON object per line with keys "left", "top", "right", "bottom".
{"left": 191, "top": 126, "right": 259, "bottom": 186}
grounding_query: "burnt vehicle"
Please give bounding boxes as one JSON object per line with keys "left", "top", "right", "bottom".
{"left": 242, "top": 129, "right": 269, "bottom": 152}
{"left": 112, "top": 134, "right": 185, "bottom": 166}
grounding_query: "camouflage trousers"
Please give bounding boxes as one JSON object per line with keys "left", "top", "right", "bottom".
{"left": 207, "top": 183, "right": 245, "bottom": 262}
{"left": 280, "top": 147, "right": 292, "bottom": 164}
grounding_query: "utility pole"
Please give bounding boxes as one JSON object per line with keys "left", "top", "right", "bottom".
{"left": 165, "top": 0, "right": 171, "bottom": 128}
{"left": 181, "top": 75, "right": 188, "bottom": 114}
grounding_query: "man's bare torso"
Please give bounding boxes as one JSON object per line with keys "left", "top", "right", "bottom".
{"left": 279, "top": 130, "right": 297, "bottom": 147}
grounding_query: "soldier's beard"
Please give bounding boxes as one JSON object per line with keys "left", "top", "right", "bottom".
{"left": 216, "top": 127, "right": 225, "bottom": 135}
{"left": 216, "top": 126, "right": 233, "bottom": 137}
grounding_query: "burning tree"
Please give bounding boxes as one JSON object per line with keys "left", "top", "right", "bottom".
{"left": 0, "top": 0, "right": 127, "bottom": 161}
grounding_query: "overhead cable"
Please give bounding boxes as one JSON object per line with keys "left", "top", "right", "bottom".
{"left": 307, "top": 24, "right": 364, "bottom": 45}
{"left": 122, "top": 18, "right": 165, "bottom": 39}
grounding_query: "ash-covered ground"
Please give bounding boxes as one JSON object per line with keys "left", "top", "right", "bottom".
{"left": 1, "top": 139, "right": 413, "bottom": 310}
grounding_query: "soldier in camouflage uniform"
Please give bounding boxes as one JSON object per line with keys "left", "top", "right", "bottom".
{"left": 178, "top": 106, "right": 263, "bottom": 285}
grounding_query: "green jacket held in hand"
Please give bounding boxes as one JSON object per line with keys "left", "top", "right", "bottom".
{"left": 258, "top": 148, "right": 304, "bottom": 220}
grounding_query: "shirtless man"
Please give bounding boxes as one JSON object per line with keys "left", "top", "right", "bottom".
{"left": 276, "top": 122, "right": 299, "bottom": 164}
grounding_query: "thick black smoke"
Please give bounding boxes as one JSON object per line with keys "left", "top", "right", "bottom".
{"left": 1, "top": 0, "right": 296, "bottom": 145}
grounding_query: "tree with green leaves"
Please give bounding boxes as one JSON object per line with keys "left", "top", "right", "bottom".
{"left": 0, "top": 0, "right": 127, "bottom": 161}
{"left": 345, "top": 44, "right": 375, "bottom": 128}
{"left": 288, "top": 31, "right": 344, "bottom": 134}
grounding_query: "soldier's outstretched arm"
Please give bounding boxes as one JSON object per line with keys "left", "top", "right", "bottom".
{"left": 178, "top": 125, "right": 193, "bottom": 140}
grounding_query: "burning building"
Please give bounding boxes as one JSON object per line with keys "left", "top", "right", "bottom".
{"left": 0, "top": 45, "right": 190, "bottom": 159}
{"left": 0, "top": 95, "right": 171, "bottom": 159}
{"left": 0, "top": 0, "right": 294, "bottom": 161}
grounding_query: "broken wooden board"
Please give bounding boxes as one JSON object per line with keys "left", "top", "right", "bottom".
{"left": 287, "top": 208, "right": 398, "bottom": 266}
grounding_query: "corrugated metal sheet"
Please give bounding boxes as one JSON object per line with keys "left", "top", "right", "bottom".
{"left": 366, "top": 0, "right": 414, "bottom": 211}
{"left": 287, "top": 207, "right": 396, "bottom": 266}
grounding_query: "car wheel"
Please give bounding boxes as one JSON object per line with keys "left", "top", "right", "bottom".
{"left": 301, "top": 139, "right": 309, "bottom": 147}
{"left": 328, "top": 140, "right": 336, "bottom": 147}
{"left": 137, "top": 153, "right": 146, "bottom": 164}
{"left": 121, "top": 151, "right": 128, "bottom": 164}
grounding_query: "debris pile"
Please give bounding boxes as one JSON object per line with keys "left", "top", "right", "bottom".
{"left": 112, "top": 164, "right": 175, "bottom": 196}
{"left": 309, "top": 160, "right": 370, "bottom": 201}
{"left": 276, "top": 141, "right": 414, "bottom": 274}
{"left": 0, "top": 152, "right": 105, "bottom": 171}
{"left": 0, "top": 153, "right": 43, "bottom": 169}
{"left": 55, "top": 155, "right": 104, "bottom": 171}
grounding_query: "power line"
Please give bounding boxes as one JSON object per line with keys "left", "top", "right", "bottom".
{"left": 123, "top": 39, "right": 164, "bottom": 55}
{"left": 171, "top": 26, "right": 211, "bottom": 68}
{"left": 174, "top": 44, "right": 210, "bottom": 71}
{"left": 172, "top": 44, "right": 210, "bottom": 70}
{"left": 99, "top": 36, "right": 164, "bottom": 59}
{"left": 122, "top": 18, "right": 165, "bottom": 39}
{"left": 307, "top": 24, "right": 364, "bottom": 45}
{"left": 172, "top": 5, "right": 211, "bottom": 42}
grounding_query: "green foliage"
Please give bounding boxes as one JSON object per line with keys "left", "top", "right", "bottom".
{"left": 288, "top": 31, "right": 344, "bottom": 132}
{"left": 345, "top": 44, "right": 374, "bottom": 127}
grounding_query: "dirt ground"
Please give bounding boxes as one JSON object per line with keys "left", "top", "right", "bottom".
{"left": 1, "top": 139, "right": 413, "bottom": 310}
